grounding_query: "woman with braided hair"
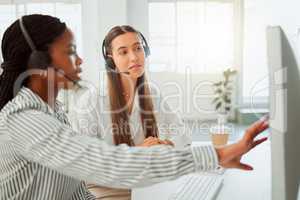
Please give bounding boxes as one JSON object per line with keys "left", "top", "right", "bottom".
{"left": 0, "top": 14, "right": 268, "bottom": 200}
{"left": 0, "top": 14, "right": 75, "bottom": 109}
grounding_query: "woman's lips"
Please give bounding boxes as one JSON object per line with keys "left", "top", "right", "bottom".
{"left": 73, "top": 68, "right": 82, "bottom": 80}
{"left": 129, "top": 64, "right": 142, "bottom": 70}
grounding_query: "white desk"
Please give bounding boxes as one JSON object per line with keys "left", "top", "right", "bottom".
{"left": 132, "top": 141, "right": 271, "bottom": 200}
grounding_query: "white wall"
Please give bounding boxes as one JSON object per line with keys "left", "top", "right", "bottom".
{"left": 81, "top": 0, "right": 127, "bottom": 87}
{"left": 81, "top": 0, "right": 101, "bottom": 86}
{"left": 127, "top": 0, "right": 149, "bottom": 38}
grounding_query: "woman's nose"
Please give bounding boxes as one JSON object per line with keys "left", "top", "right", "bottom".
{"left": 76, "top": 55, "right": 83, "bottom": 66}
{"left": 129, "top": 51, "right": 138, "bottom": 62}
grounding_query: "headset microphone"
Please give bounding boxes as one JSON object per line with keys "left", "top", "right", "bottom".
{"left": 53, "top": 67, "right": 83, "bottom": 89}
{"left": 106, "top": 66, "right": 130, "bottom": 75}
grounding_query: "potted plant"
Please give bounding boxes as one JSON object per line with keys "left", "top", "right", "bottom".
{"left": 212, "top": 68, "right": 237, "bottom": 123}
{"left": 210, "top": 68, "right": 237, "bottom": 146}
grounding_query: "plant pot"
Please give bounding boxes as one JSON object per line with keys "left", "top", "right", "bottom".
{"left": 210, "top": 124, "right": 230, "bottom": 147}
{"left": 211, "top": 134, "right": 229, "bottom": 147}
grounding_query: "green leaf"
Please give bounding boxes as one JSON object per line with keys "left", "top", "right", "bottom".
{"left": 212, "top": 97, "right": 220, "bottom": 104}
{"left": 213, "top": 81, "right": 222, "bottom": 86}
{"left": 215, "top": 89, "right": 222, "bottom": 94}
{"left": 216, "top": 102, "right": 222, "bottom": 110}
{"left": 224, "top": 98, "right": 231, "bottom": 103}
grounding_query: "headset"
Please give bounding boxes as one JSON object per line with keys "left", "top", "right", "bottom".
{"left": 101, "top": 31, "right": 150, "bottom": 74}
{"left": 19, "top": 16, "right": 81, "bottom": 88}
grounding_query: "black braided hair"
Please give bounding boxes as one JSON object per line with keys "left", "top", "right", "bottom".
{"left": 0, "top": 14, "right": 66, "bottom": 110}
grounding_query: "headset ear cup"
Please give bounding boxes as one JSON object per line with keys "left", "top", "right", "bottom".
{"left": 27, "top": 51, "right": 51, "bottom": 70}
{"left": 105, "top": 57, "right": 115, "bottom": 70}
{"left": 144, "top": 45, "right": 150, "bottom": 57}
{"left": 138, "top": 32, "right": 150, "bottom": 57}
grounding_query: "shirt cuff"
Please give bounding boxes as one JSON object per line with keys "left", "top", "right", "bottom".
{"left": 191, "top": 145, "right": 219, "bottom": 171}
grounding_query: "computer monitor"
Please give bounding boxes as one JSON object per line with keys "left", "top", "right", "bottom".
{"left": 267, "top": 26, "right": 300, "bottom": 200}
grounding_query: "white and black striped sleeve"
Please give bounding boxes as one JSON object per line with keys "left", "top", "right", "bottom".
{"left": 6, "top": 109, "right": 219, "bottom": 189}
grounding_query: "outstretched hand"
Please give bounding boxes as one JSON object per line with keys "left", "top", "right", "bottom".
{"left": 216, "top": 117, "right": 269, "bottom": 170}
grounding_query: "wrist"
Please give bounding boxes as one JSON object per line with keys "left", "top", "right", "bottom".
{"left": 215, "top": 142, "right": 242, "bottom": 167}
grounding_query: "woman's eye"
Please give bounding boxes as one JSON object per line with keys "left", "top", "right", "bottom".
{"left": 69, "top": 50, "right": 77, "bottom": 55}
{"left": 68, "top": 44, "right": 78, "bottom": 55}
{"left": 119, "top": 50, "right": 127, "bottom": 55}
{"left": 135, "top": 46, "right": 143, "bottom": 51}
{"left": 68, "top": 47, "right": 77, "bottom": 55}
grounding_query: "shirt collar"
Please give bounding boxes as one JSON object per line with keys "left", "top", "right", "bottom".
{"left": 18, "top": 87, "right": 64, "bottom": 116}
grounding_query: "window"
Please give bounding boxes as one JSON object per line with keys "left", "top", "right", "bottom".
{"left": 148, "top": 0, "right": 235, "bottom": 73}
{"left": 0, "top": 0, "right": 82, "bottom": 62}
{"left": 242, "top": 0, "right": 269, "bottom": 106}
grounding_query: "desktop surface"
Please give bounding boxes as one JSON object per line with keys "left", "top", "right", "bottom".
{"left": 132, "top": 125, "right": 271, "bottom": 200}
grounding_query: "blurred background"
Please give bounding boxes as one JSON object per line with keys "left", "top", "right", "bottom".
{"left": 0, "top": 0, "right": 299, "bottom": 124}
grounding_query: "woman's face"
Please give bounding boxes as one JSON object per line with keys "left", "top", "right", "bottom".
{"left": 110, "top": 32, "right": 145, "bottom": 79}
{"left": 49, "top": 28, "right": 82, "bottom": 89}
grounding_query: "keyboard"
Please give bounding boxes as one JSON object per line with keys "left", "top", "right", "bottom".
{"left": 169, "top": 174, "right": 224, "bottom": 200}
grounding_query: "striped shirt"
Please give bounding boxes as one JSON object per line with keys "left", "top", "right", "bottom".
{"left": 0, "top": 87, "right": 219, "bottom": 200}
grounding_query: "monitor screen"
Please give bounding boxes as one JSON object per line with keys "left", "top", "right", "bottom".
{"left": 267, "top": 26, "right": 300, "bottom": 200}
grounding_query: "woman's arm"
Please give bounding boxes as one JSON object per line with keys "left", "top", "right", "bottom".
{"left": 6, "top": 109, "right": 219, "bottom": 189}
{"left": 6, "top": 109, "right": 268, "bottom": 188}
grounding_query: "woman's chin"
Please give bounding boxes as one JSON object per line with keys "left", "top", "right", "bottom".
{"left": 130, "top": 69, "right": 145, "bottom": 79}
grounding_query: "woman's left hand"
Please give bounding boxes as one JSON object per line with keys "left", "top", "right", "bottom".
{"left": 137, "top": 137, "right": 174, "bottom": 147}
{"left": 159, "top": 139, "right": 174, "bottom": 146}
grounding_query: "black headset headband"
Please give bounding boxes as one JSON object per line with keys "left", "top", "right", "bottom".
{"left": 18, "top": 16, "right": 53, "bottom": 70}
{"left": 19, "top": 17, "right": 37, "bottom": 51}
